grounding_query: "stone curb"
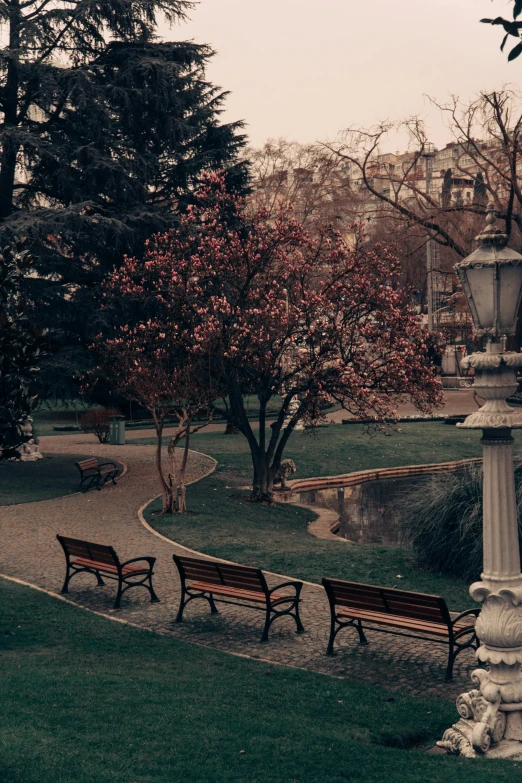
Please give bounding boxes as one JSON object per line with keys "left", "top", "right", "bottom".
{"left": 288, "top": 457, "right": 483, "bottom": 493}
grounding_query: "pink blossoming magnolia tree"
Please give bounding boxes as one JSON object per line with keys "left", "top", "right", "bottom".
{"left": 102, "top": 174, "right": 443, "bottom": 505}
{"left": 95, "top": 322, "right": 215, "bottom": 513}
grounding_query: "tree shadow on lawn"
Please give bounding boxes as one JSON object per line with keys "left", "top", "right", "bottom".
{"left": 0, "top": 454, "right": 122, "bottom": 505}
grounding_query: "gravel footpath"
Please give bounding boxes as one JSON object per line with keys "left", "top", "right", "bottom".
{"left": 0, "top": 432, "right": 477, "bottom": 700}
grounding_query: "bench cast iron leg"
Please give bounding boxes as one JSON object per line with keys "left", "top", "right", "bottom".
{"left": 147, "top": 574, "right": 160, "bottom": 603}
{"left": 445, "top": 643, "right": 455, "bottom": 682}
{"left": 61, "top": 568, "right": 71, "bottom": 595}
{"left": 326, "top": 618, "right": 337, "bottom": 655}
{"left": 95, "top": 571, "right": 105, "bottom": 586}
{"left": 261, "top": 607, "right": 272, "bottom": 642}
{"left": 294, "top": 601, "right": 305, "bottom": 634}
{"left": 175, "top": 590, "right": 187, "bottom": 623}
{"left": 208, "top": 594, "right": 218, "bottom": 614}
{"left": 356, "top": 620, "right": 368, "bottom": 645}
{"left": 114, "top": 580, "right": 123, "bottom": 609}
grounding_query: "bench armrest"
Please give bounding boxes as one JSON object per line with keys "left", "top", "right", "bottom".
{"left": 97, "top": 462, "right": 118, "bottom": 470}
{"left": 120, "top": 556, "right": 156, "bottom": 569}
{"left": 269, "top": 580, "right": 303, "bottom": 596}
{"left": 451, "top": 608, "right": 480, "bottom": 627}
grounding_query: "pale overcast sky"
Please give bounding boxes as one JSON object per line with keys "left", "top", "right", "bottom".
{"left": 160, "top": 0, "right": 521, "bottom": 151}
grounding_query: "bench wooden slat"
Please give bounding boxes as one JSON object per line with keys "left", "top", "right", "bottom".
{"left": 333, "top": 595, "right": 386, "bottom": 611}
{"left": 327, "top": 579, "right": 441, "bottom": 602}
{"left": 57, "top": 534, "right": 159, "bottom": 609}
{"left": 217, "top": 564, "right": 261, "bottom": 579}
{"left": 173, "top": 554, "right": 304, "bottom": 642}
{"left": 331, "top": 588, "right": 442, "bottom": 611}
{"left": 337, "top": 607, "right": 451, "bottom": 636}
{"left": 86, "top": 544, "right": 117, "bottom": 565}
{"left": 71, "top": 558, "right": 148, "bottom": 575}
{"left": 188, "top": 581, "right": 287, "bottom": 603}
{"left": 182, "top": 570, "right": 222, "bottom": 584}
{"left": 176, "top": 556, "right": 216, "bottom": 566}
{"left": 383, "top": 603, "right": 447, "bottom": 624}
{"left": 76, "top": 459, "right": 99, "bottom": 469}
{"left": 181, "top": 562, "right": 221, "bottom": 574}
{"left": 382, "top": 591, "right": 444, "bottom": 608}
{"left": 381, "top": 587, "right": 438, "bottom": 604}
{"left": 214, "top": 576, "right": 265, "bottom": 592}
{"left": 323, "top": 575, "right": 478, "bottom": 680}
{"left": 64, "top": 545, "right": 91, "bottom": 558}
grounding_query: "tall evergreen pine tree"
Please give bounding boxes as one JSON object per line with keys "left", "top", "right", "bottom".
{"left": 0, "top": 0, "right": 248, "bottom": 397}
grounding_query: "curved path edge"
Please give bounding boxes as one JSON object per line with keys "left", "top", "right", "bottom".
{"left": 0, "top": 572, "right": 338, "bottom": 680}
{"left": 0, "top": 437, "right": 477, "bottom": 698}
{"left": 138, "top": 475, "right": 323, "bottom": 590}
{"left": 139, "top": 500, "right": 321, "bottom": 590}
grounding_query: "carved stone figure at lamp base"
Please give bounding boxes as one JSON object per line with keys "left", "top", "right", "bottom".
{"left": 437, "top": 347, "right": 522, "bottom": 759}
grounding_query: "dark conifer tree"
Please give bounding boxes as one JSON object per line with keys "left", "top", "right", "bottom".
{"left": 473, "top": 171, "right": 487, "bottom": 205}
{"left": 0, "top": 0, "right": 248, "bottom": 397}
{"left": 0, "top": 243, "right": 41, "bottom": 457}
{"left": 441, "top": 168, "right": 452, "bottom": 208}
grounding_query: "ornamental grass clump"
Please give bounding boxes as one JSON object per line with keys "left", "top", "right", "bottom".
{"left": 399, "top": 461, "right": 522, "bottom": 583}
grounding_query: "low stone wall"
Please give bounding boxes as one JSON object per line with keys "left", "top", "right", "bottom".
{"left": 288, "top": 457, "right": 483, "bottom": 493}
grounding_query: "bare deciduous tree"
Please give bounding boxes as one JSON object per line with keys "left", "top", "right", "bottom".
{"left": 246, "top": 138, "right": 361, "bottom": 229}
{"left": 322, "top": 90, "right": 522, "bottom": 260}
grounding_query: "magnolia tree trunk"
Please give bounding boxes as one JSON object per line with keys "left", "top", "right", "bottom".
{"left": 153, "top": 418, "right": 176, "bottom": 514}
{"left": 152, "top": 414, "right": 192, "bottom": 514}
{"left": 167, "top": 424, "right": 192, "bottom": 514}
{"left": 152, "top": 410, "right": 211, "bottom": 514}
{"left": 251, "top": 454, "right": 277, "bottom": 503}
{"left": 226, "top": 390, "right": 301, "bottom": 503}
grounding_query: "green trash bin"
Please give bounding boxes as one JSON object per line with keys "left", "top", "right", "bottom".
{"left": 109, "top": 415, "right": 126, "bottom": 445}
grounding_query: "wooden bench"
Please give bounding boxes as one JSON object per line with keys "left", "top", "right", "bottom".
{"left": 173, "top": 554, "right": 304, "bottom": 642}
{"left": 57, "top": 535, "right": 159, "bottom": 609}
{"left": 74, "top": 458, "right": 119, "bottom": 492}
{"left": 322, "top": 578, "right": 479, "bottom": 681}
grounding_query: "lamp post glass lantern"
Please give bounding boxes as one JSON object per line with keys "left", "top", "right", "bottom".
{"left": 437, "top": 206, "right": 522, "bottom": 759}
{"left": 456, "top": 205, "right": 522, "bottom": 339}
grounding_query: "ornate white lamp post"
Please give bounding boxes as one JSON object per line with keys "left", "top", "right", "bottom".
{"left": 438, "top": 206, "right": 522, "bottom": 758}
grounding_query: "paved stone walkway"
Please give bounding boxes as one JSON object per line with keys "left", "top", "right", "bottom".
{"left": 0, "top": 433, "right": 478, "bottom": 702}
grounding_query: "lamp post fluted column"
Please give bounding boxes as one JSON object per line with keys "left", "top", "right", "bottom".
{"left": 438, "top": 346, "right": 522, "bottom": 757}
{"left": 437, "top": 207, "right": 522, "bottom": 758}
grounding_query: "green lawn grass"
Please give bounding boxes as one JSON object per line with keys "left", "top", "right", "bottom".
{"left": 2, "top": 577, "right": 521, "bottom": 783}
{"left": 131, "top": 421, "right": 495, "bottom": 485}
{"left": 32, "top": 403, "right": 91, "bottom": 437}
{"left": 0, "top": 454, "right": 102, "bottom": 505}
{"left": 146, "top": 470, "right": 473, "bottom": 609}
{"left": 32, "top": 396, "right": 342, "bottom": 436}
{"left": 136, "top": 423, "right": 514, "bottom": 610}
